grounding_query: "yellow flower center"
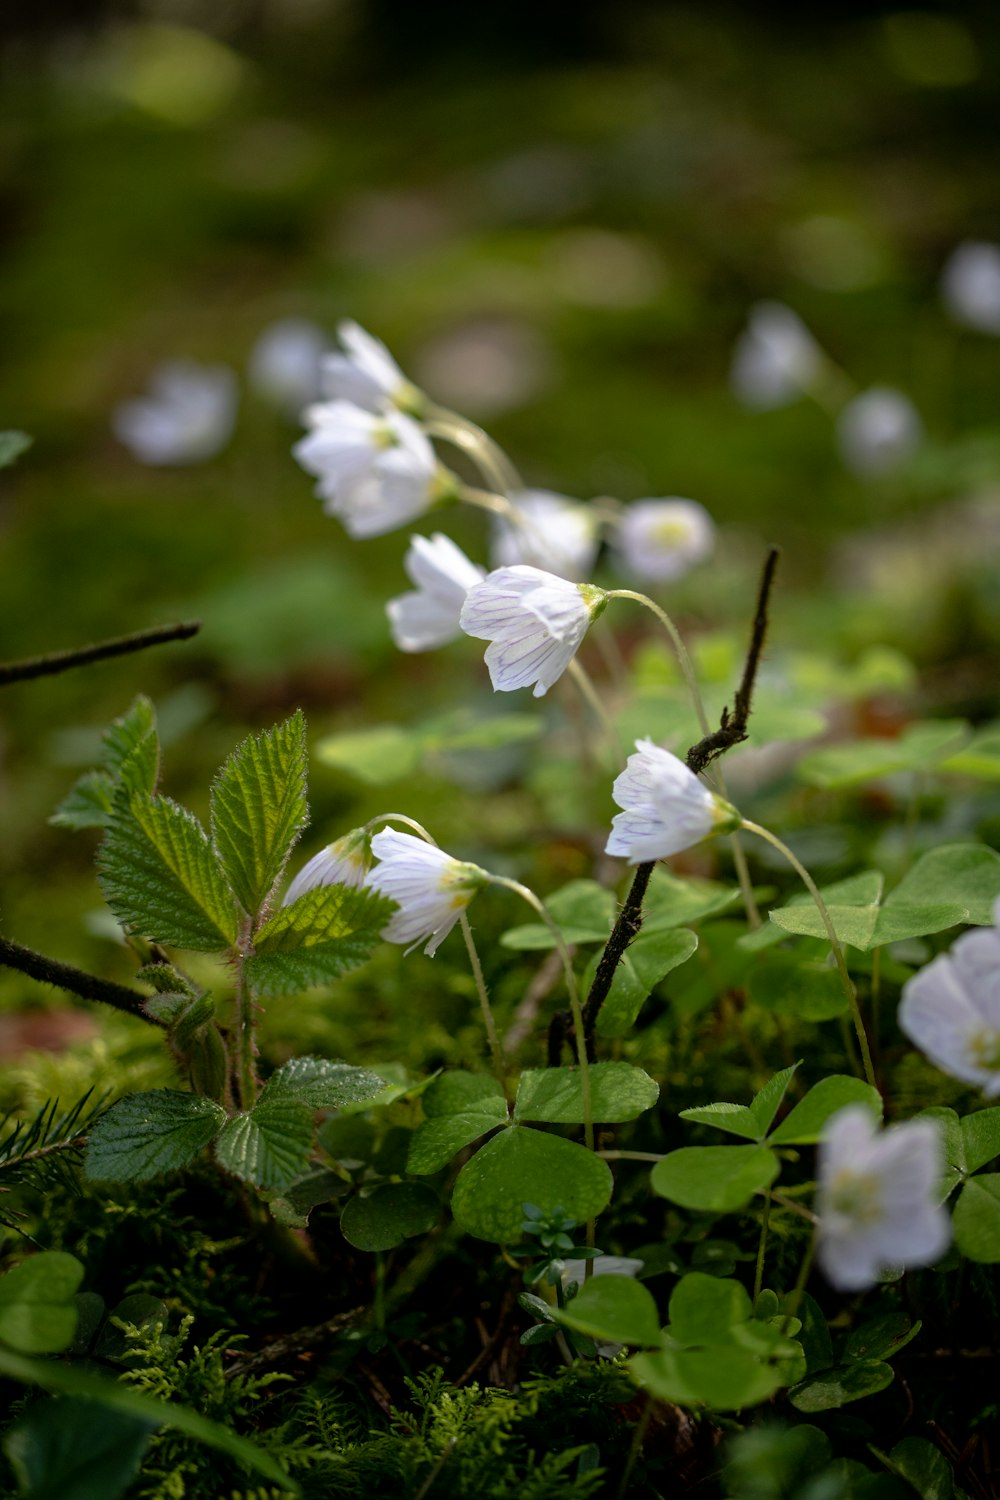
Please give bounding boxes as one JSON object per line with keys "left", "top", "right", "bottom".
{"left": 828, "top": 1169, "right": 882, "bottom": 1224}
{"left": 969, "top": 1028, "right": 1000, "bottom": 1070}
{"left": 652, "top": 518, "right": 693, "bottom": 547}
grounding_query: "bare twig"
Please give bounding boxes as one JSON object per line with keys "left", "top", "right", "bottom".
{"left": 224, "top": 1306, "right": 368, "bottom": 1380}
{"left": 0, "top": 937, "right": 164, "bottom": 1028}
{"left": 0, "top": 620, "right": 201, "bottom": 686}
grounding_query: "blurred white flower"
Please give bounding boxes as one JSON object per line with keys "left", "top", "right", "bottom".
{"left": 560, "top": 1255, "right": 644, "bottom": 1288}
{"left": 491, "top": 490, "right": 599, "bottom": 581}
{"left": 816, "top": 1105, "right": 950, "bottom": 1292}
{"left": 941, "top": 241, "right": 1000, "bottom": 334}
{"left": 293, "top": 401, "right": 438, "bottom": 538}
{"left": 113, "top": 360, "right": 238, "bottom": 466}
{"left": 367, "top": 829, "right": 487, "bottom": 956}
{"left": 613, "top": 498, "right": 715, "bottom": 584}
{"left": 460, "top": 566, "right": 607, "bottom": 698}
{"left": 283, "top": 828, "right": 371, "bottom": 905}
{"left": 321, "top": 320, "right": 421, "bottom": 413}
{"left": 899, "top": 901, "right": 1000, "bottom": 1096}
{"left": 605, "top": 739, "right": 740, "bottom": 865}
{"left": 248, "top": 318, "right": 328, "bottom": 415}
{"left": 836, "top": 387, "right": 923, "bottom": 477}
{"left": 387, "top": 533, "right": 486, "bottom": 652}
{"left": 730, "top": 302, "right": 823, "bottom": 410}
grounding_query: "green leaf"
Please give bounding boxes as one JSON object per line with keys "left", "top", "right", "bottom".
{"left": 916, "top": 1107, "right": 965, "bottom": 1195}
{"left": 768, "top": 1077, "right": 882, "bottom": 1146}
{"left": 797, "top": 721, "right": 971, "bottom": 789}
{"left": 500, "top": 880, "right": 616, "bottom": 950}
{"left": 952, "top": 1175, "right": 1000, "bottom": 1263}
{"left": 749, "top": 954, "right": 849, "bottom": 1020}
{"left": 4, "top": 1397, "right": 154, "bottom": 1500}
{"left": 245, "top": 883, "right": 394, "bottom": 996}
{"left": 844, "top": 1313, "right": 921, "bottom": 1364}
{"left": 419, "top": 708, "right": 543, "bottom": 754}
{"left": 749, "top": 1064, "right": 800, "bottom": 1135}
{"left": 680, "top": 1065, "right": 799, "bottom": 1143}
{"left": 86, "top": 1091, "right": 226, "bottom": 1183}
{"left": 210, "top": 711, "right": 309, "bottom": 918}
{"left": 213, "top": 1097, "right": 313, "bottom": 1193}
{"left": 260, "top": 1056, "right": 386, "bottom": 1110}
{"left": 651, "top": 1145, "right": 778, "bottom": 1212}
{"left": 340, "top": 1182, "right": 440, "bottom": 1251}
{"left": 422, "top": 1071, "right": 507, "bottom": 1117}
{"left": 0, "top": 1252, "right": 83, "bottom": 1355}
{"left": 631, "top": 1343, "right": 788, "bottom": 1411}
{"left": 769, "top": 872, "right": 885, "bottom": 949}
{"left": 593, "top": 928, "right": 699, "bottom": 1038}
{"left": 885, "top": 845, "right": 1000, "bottom": 928}
{"left": 788, "top": 1360, "right": 894, "bottom": 1411}
{"left": 961, "top": 1108, "right": 1000, "bottom": 1175}
{"left": 98, "top": 795, "right": 238, "bottom": 951}
{"left": 553, "top": 1275, "right": 661, "bottom": 1348}
{"left": 668, "top": 1273, "right": 752, "bottom": 1343}
{"left": 314, "top": 724, "right": 422, "bottom": 785}
{"left": 50, "top": 771, "right": 117, "bottom": 830}
{"left": 451, "top": 1126, "right": 613, "bottom": 1244}
{"left": 888, "top": 1437, "right": 954, "bottom": 1500}
{"left": 407, "top": 1074, "right": 508, "bottom": 1174}
{"left": 642, "top": 868, "right": 741, "bottom": 930}
{"left": 514, "top": 1062, "right": 659, "bottom": 1125}
{"left": 0, "top": 430, "right": 32, "bottom": 468}
{"left": 103, "top": 697, "right": 159, "bottom": 795}
{"left": 938, "top": 725, "right": 1000, "bottom": 780}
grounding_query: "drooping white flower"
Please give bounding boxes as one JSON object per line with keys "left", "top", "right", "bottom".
{"left": 613, "top": 498, "right": 715, "bottom": 584}
{"left": 605, "top": 740, "right": 740, "bottom": 864}
{"left": 283, "top": 828, "right": 372, "bottom": 905}
{"left": 293, "top": 401, "right": 439, "bottom": 538}
{"left": 459, "top": 565, "right": 607, "bottom": 698}
{"left": 941, "top": 241, "right": 1000, "bottom": 335}
{"left": 367, "top": 829, "right": 488, "bottom": 956}
{"left": 113, "top": 360, "right": 238, "bottom": 466}
{"left": 836, "top": 387, "right": 923, "bottom": 477}
{"left": 491, "top": 490, "right": 600, "bottom": 581}
{"left": 730, "top": 302, "right": 823, "bottom": 410}
{"left": 816, "top": 1105, "right": 950, "bottom": 1292}
{"left": 249, "top": 318, "right": 328, "bottom": 415}
{"left": 560, "top": 1255, "right": 644, "bottom": 1288}
{"left": 321, "top": 320, "right": 421, "bottom": 414}
{"left": 899, "top": 902, "right": 1000, "bottom": 1096}
{"left": 387, "top": 533, "right": 486, "bottom": 652}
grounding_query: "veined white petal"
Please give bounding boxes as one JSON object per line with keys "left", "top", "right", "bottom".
{"left": 604, "top": 740, "right": 727, "bottom": 864}
{"left": 387, "top": 534, "right": 486, "bottom": 652}
{"left": 295, "top": 400, "right": 435, "bottom": 537}
{"left": 283, "top": 830, "right": 371, "bottom": 905}
{"left": 368, "top": 829, "right": 486, "bottom": 957}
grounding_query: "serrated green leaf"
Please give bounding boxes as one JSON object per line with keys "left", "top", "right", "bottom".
{"left": 553, "top": 1275, "right": 661, "bottom": 1348}
{"left": 98, "top": 795, "right": 237, "bottom": 951}
{"left": 211, "top": 711, "right": 309, "bottom": 918}
{"left": 788, "top": 1359, "right": 894, "bottom": 1411}
{"left": 451, "top": 1126, "right": 613, "bottom": 1244}
{"left": 0, "top": 431, "right": 32, "bottom": 468}
{"left": 245, "top": 883, "right": 394, "bottom": 996}
{"left": 679, "top": 1102, "right": 763, "bottom": 1141}
{"left": 961, "top": 1108, "right": 1000, "bottom": 1175}
{"left": 952, "top": 1175, "right": 1000, "bottom": 1263}
{"left": 0, "top": 1252, "right": 83, "bottom": 1355}
{"left": 651, "top": 1145, "right": 778, "bottom": 1212}
{"left": 50, "top": 770, "right": 116, "bottom": 830}
{"left": 260, "top": 1056, "right": 386, "bottom": 1110}
{"left": 500, "top": 880, "right": 616, "bottom": 950}
{"left": 103, "top": 697, "right": 159, "bottom": 789}
{"left": 213, "top": 1097, "right": 313, "bottom": 1193}
{"left": 4, "top": 1397, "right": 154, "bottom": 1500}
{"left": 514, "top": 1062, "right": 659, "bottom": 1125}
{"left": 797, "top": 721, "right": 971, "bottom": 789}
{"left": 86, "top": 1092, "right": 226, "bottom": 1183}
{"left": 340, "top": 1182, "right": 440, "bottom": 1251}
{"left": 314, "top": 724, "right": 422, "bottom": 784}
{"left": 593, "top": 928, "right": 699, "bottom": 1038}
{"left": 768, "top": 1077, "right": 881, "bottom": 1145}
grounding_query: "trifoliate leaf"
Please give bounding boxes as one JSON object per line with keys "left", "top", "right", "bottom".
{"left": 210, "top": 711, "right": 309, "bottom": 918}
{"left": 4, "top": 1397, "right": 154, "bottom": 1500}
{"left": 86, "top": 1092, "right": 226, "bottom": 1183}
{"left": 768, "top": 1076, "right": 881, "bottom": 1145}
{"left": 451, "top": 1126, "right": 613, "bottom": 1244}
{"left": 592, "top": 928, "right": 699, "bottom": 1038}
{"left": 651, "top": 1145, "right": 778, "bottom": 1213}
{"left": 500, "top": 880, "right": 616, "bottom": 950}
{"left": 797, "top": 721, "right": 971, "bottom": 789}
{"left": 340, "top": 1183, "right": 440, "bottom": 1251}
{"left": 214, "top": 1097, "right": 313, "bottom": 1193}
{"left": 407, "top": 1072, "right": 508, "bottom": 1174}
{"left": 0, "top": 1252, "right": 84, "bottom": 1355}
{"left": 553, "top": 1275, "right": 661, "bottom": 1349}
{"left": 952, "top": 1175, "right": 1000, "bottom": 1263}
{"left": 245, "top": 883, "right": 394, "bottom": 996}
{"left": 960, "top": 1107, "right": 1000, "bottom": 1175}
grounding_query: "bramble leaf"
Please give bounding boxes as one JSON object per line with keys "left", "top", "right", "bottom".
{"left": 210, "top": 711, "right": 309, "bottom": 918}
{"left": 214, "top": 1097, "right": 313, "bottom": 1193}
{"left": 245, "top": 883, "right": 394, "bottom": 996}
{"left": 86, "top": 1092, "right": 226, "bottom": 1183}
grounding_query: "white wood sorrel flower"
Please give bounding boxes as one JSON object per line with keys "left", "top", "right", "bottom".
{"left": 490, "top": 490, "right": 600, "bottom": 581}
{"left": 729, "top": 301, "right": 822, "bottom": 410}
{"left": 613, "top": 498, "right": 715, "bottom": 584}
{"left": 367, "top": 830, "right": 488, "bottom": 956}
{"left": 460, "top": 565, "right": 607, "bottom": 698}
{"left": 293, "top": 401, "right": 440, "bottom": 538}
{"left": 605, "top": 740, "right": 740, "bottom": 864}
{"left": 283, "top": 828, "right": 372, "bottom": 905}
{"left": 387, "top": 533, "right": 486, "bottom": 652}
{"left": 816, "top": 1105, "right": 950, "bottom": 1292}
{"left": 898, "top": 900, "right": 1000, "bottom": 1096}
{"left": 113, "top": 360, "right": 238, "bottom": 466}
{"left": 321, "top": 320, "right": 422, "bottom": 414}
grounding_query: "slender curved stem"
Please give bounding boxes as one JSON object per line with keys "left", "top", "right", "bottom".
{"left": 606, "top": 589, "right": 711, "bottom": 738}
{"left": 460, "top": 913, "right": 508, "bottom": 1091}
{"left": 780, "top": 1231, "right": 818, "bottom": 1339}
{"left": 754, "top": 1188, "right": 772, "bottom": 1305}
{"left": 741, "top": 820, "right": 877, "bottom": 1091}
{"left": 423, "top": 404, "right": 522, "bottom": 497}
{"left": 567, "top": 657, "right": 622, "bottom": 757}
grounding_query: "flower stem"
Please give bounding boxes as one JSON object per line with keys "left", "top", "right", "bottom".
{"left": 234, "top": 916, "right": 257, "bottom": 1112}
{"left": 753, "top": 1188, "right": 772, "bottom": 1305}
{"left": 459, "top": 913, "right": 508, "bottom": 1092}
{"left": 740, "top": 820, "right": 878, "bottom": 1092}
{"left": 567, "top": 657, "right": 623, "bottom": 757}
{"left": 780, "top": 1231, "right": 817, "bottom": 1339}
{"left": 606, "top": 589, "right": 711, "bottom": 739}
{"left": 423, "top": 405, "right": 522, "bottom": 497}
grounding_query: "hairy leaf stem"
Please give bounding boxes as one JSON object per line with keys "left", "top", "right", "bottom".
{"left": 0, "top": 936, "right": 165, "bottom": 1027}
{"left": 0, "top": 620, "right": 201, "bottom": 685}
{"left": 233, "top": 916, "right": 258, "bottom": 1112}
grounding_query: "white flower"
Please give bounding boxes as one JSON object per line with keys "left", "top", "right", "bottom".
{"left": 248, "top": 318, "right": 328, "bottom": 415}
{"left": 613, "top": 498, "right": 715, "bottom": 584}
{"left": 321, "top": 320, "right": 421, "bottom": 413}
{"left": 113, "top": 360, "right": 238, "bottom": 466}
{"left": 491, "top": 490, "right": 599, "bottom": 581}
{"left": 836, "top": 387, "right": 923, "bottom": 477}
{"left": 459, "top": 565, "right": 606, "bottom": 698}
{"left": 730, "top": 302, "right": 823, "bottom": 410}
{"left": 899, "top": 903, "right": 1000, "bottom": 1096}
{"left": 605, "top": 740, "right": 740, "bottom": 865}
{"left": 367, "top": 829, "right": 487, "bottom": 956}
{"left": 293, "top": 401, "right": 439, "bottom": 538}
{"left": 283, "top": 828, "right": 372, "bottom": 905}
{"left": 941, "top": 241, "right": 1000, "bottom": 335}
{"left": 387, "top": 533, "right": 486, "bottom": 652}
{"left": 560, "top": 1255, "right": 644, "bottom": 1288}
{"left": 816, "top": 1105, "right": 950, "bottom": 1292}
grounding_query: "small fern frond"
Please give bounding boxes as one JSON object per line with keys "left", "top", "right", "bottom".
{"left": 0, "top": 1088, "right": 108, "bottom": 1202}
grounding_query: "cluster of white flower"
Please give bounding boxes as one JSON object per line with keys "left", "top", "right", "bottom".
{"left": 899, "top": 898, "right": 1000, "bottom": 1096}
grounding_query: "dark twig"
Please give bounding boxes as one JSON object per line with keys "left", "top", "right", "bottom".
{"left": 0, "top": 620, "right": 201, "bottom": 686}
{"left": 0, "top": 937, "right": 164, "bottom": 1028}
{"left": 224, "top": 1306, "right": 367, "bottom": 1380}
{"left": 568, "top": 548, "right": 780, "bottom": 1053}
